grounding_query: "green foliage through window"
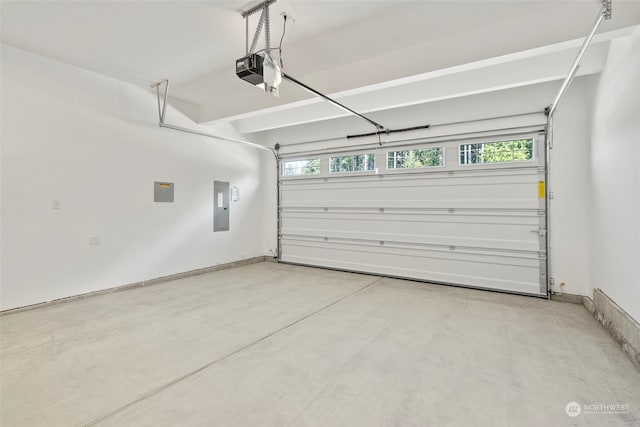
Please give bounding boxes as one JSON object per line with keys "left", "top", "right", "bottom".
{"left": 283, "top": 159, "right": 320, "bottom": 176}
{"left": 459, "top": 139, "right": 533, "bottom": 164}
{"left": 387, "top": 148, "right": 443, "bottom": 169}
{"left": 330, "top": 153, "right": 376, "bottom": 173}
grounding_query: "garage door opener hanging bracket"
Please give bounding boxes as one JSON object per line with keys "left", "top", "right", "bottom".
{"left": 242, "top": 0, "right": 277, "bottom": 55}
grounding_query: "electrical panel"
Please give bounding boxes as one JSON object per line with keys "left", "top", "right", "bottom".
{"left": 214, "top": 180, "right": 230, "bottom": 232}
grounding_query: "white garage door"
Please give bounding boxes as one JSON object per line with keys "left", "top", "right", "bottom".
{"left": 279, "top": 131, "right": 547, "bottom": 297}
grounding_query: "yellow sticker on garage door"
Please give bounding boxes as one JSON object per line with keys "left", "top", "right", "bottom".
{"left": 538, "top": 181, "right": 545, "bottom": 199}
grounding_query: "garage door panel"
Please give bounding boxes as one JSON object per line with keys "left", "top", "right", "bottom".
{"left": 281, "top": 239, "right": 543, "bottom": 295}
{"left": 282, "top": 175, "right": 541, "bottom": 192}
{"left": 282, "top": 167, "right": 542, "bottom": 187}
{"left": 282, "top": 219, "right": 542, "bottom": 251}
{"left": 282, "top": 199, "right": 541, "bottom": 210}
{"left": 281, "top": 210, "right": 541, "bottom": 224}
{"left": 282, "top": 217, "right": 541, "bottom": 238}
{"left": 283, "top": 237, "right": 541, "bottom": 266}
{"left": 283, "top": 229, "right": 541, "bottom": 251}
{"left": 281, "top": 188, "right": 542, "bottom": 211}
{"left": 282, "top": 209, "right": 541, "bottom": 220}
{"left": 283, "top": 186, "right": 539, "bottom": 205}
{"left": 282, "top": 175, "right": 541, "bottom": 205}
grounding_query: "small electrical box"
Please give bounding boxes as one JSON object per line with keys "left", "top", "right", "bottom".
{"left": 154, "top": 181, "right": 174, "bottom": 203}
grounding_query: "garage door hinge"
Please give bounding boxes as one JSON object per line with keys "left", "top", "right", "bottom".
{"left": 538, "top": 226, "right": 547, "bottom": 237}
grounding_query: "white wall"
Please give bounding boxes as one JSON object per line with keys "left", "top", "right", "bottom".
{"left": 589, "top": 29, "right": 640, "bottom": 323}
{"left": 547, "top": 77, "right": 594, "bottom": 298}
{"left": 0, "top": 44, "right": 271, "bottom": 310}
{"left": 260, "top": 78, "right": 595, "bottom": 297}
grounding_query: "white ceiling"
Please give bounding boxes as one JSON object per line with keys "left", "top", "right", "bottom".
{"left": 2, "top": 0, "right": 639, "bottom": 135}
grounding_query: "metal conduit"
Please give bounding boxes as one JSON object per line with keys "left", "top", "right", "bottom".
{"left": 151, "top": 79, "right": 277, "bottom": 158}
{"left": 158, "top": 122, "right": 276, "bottom": 156}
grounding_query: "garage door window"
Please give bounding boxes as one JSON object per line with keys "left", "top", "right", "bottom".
{"left": 459, "top": 139, "right": 533, "bottom": 165}
{"left": 330, "top": 153, "right": 375, "bottom": 173}
{"left": 283, "top": 159, "right": 320, "bottom": 176}
{"left": 387, "top": 148, "right": 444, "bottom": 169}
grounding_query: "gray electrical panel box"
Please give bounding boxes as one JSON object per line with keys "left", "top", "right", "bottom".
{"left": 154, "top": 181, "right": 174, "bottom": 203}
{"left": 214, "top": 180, "right": 230, "bottom": 232}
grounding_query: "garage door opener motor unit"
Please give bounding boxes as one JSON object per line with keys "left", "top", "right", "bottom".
{"left": 236, "top": 53, "right": 264, "bottom": 86}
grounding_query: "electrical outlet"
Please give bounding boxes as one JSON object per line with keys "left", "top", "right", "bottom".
{"left": 52, "top": 200, "right": 62, "bottom": 210}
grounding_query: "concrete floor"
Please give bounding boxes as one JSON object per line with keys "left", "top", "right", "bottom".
{"left": 1, "top": 262, "right": 639, "bottom": 427}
